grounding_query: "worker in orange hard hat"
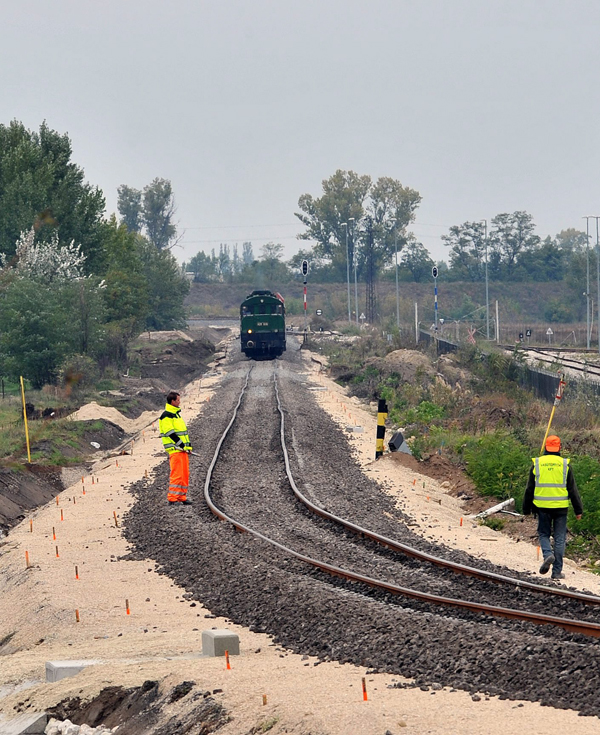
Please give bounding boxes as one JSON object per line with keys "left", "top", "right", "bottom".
{"left": 523, "top": 435, "right": 582, "bottom": 581}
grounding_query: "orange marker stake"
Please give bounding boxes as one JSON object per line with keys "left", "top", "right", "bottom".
{"left": 262, "top": 694, "right": 267, "bottom": 706}
{"left": 75, "top": 565, "right": 79, "bottom": 580}
{"left": 82, "top": 476, "right": 84, "bottom": 484}
{"left": 82, "top": 488, "right": 86, "bottom": 495}
{"left": 25, "top": 550, "right": 30, "bottom": 569}
{"left": 75, "top": 609, "right": 80, "bottom": 623}
{"left": 29, "top": 519, "right": 33, "bottom": 533}
{"left": 73, "top": 496, "right": 76, "bottom": 505}
{"left": 56, "top": 496, "right": 59, "bottom": 505}
{"left": 113, "top": 511, "right": 119, "bottom": 528}
{"left": 412, "top": 479, "right": 416, "bottom": 486}
{"left": 52, "top": 526, "right": 56, "bottom": 540}
{"left": 362, "top": 677, "right": 368, "bottom": 701}
{"left": 126, "top": 599, "right": 130, "bottom": 615}
{"left": 55, "top": 545, "right": 59, "bottom": 558}
{"left": 92, "top": 477, "right": 95, "bottom": 485}
{"left": 460, "top": 517, "right": 463, "bottom": 527}
{"left": 60, "top": 509, "right": 64, "bottom": 521}
{"left": 537, "top": 545, "right": 541, "bottom": 561}
{"left": 116, "top": 459, "right": 119, "bottom": 468}
{"left": 225, "top": 650, "right": 231, "bottom": 670}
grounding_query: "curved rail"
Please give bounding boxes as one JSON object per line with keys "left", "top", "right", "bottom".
{"left": 203, "top": 365, "right": 600, "bottom": 639}
{"left": 273, "top": 376, "right": 600, "bottom": 606}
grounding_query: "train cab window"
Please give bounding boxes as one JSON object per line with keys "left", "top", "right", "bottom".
{"left": 257, "top": 305, "right": 267, "bottom": 314}
{"left": 271, "top": 304, "right": 282, "bottom": 315}
{"left": 242, "top": 305, "right": 252, "bottom": 316}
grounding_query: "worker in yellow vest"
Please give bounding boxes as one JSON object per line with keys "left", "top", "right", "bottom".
{"left": 523, "top": 435, "right": 582, "bottom": 580}
{"left": 159, "top": 390, "right": 193, "bottom": 505}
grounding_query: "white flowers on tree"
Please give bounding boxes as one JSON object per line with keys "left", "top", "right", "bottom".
{"left": 0, "top": 228, "right": 86, "bottom": 281}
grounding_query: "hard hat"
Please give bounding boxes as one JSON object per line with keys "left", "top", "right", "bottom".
{"left": 545, "top": 435, "right": 561, "bottom": 452}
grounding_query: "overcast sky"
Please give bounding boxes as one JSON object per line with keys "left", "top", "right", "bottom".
{"left": 3, "top": 0, "right": 600, "bottom": 265}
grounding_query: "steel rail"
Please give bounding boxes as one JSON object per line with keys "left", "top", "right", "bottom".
{"left": 273, "top": 374, "right": 600, "bottom": 606}
{"left": 203, "top": 365, "right": 600, "bottom": 639}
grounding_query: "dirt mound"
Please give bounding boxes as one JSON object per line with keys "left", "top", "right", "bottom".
{"left": 382, "top": 451, "right": 476, "bottom": 496}
{"left": 47, "top": 680, "right": 229, "bottom": 734}
{"left": 135, "top": 337, "right": 215, "bottom": 389}
{"left": 381, "top": 349, "right": 436, "bottom": 382}
{"left": 0, "top": 465, "right": 63, "bottom": 534}
{"left": 67, "top": 403, "right": 156, "bottom": 434}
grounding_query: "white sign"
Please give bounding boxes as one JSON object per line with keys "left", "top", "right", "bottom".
{"left": 546, "top": 328, "right": 553, "bottom": 335}
{"left": 359, "top": 313, "right": 366, "bottom": 321}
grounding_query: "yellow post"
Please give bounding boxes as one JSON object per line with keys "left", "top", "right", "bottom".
{"left": 19, "top": 376, "right": 31, "bottom": 463}
{"left": 540, "top": 373, "right": 566, "bottom": 453}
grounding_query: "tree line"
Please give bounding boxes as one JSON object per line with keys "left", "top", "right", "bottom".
{"left": 0, "top": 120, "right": 189, "bottom": 388}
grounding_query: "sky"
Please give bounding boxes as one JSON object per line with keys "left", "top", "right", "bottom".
{"left": 2, "top": 0, "right": 600, "bottom": 265}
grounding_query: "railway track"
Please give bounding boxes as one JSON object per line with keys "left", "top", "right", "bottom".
{"left": 517, "top": 346, "right": 600, "bottom": 381}
{"left": 203, "top": 361, "right": 600, "bottom": 639}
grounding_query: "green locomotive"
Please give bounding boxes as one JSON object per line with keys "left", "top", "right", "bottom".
{"left": 240, "top": 289, "right": 286, "bottom": 358}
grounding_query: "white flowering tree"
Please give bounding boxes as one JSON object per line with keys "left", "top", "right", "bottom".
{"left": 0, "top": 228, "right": 86, "bottom": 282}
{"left": 0, "top": 229, "right": 106, "bottom": 387}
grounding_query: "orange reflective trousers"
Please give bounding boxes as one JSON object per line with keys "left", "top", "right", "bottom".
{"left": 168, "top": 451, "right": 189, "bottom": 502}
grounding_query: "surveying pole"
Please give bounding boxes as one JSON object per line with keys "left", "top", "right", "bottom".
{"left": 541, "top": 373, "right": 566, "bottom": 453}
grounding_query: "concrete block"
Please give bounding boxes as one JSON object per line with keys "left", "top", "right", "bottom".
{"left": 45, "top": 659, "right": 100, "bottom": 683}
{"left": 202, "top": 629, "right": 240, "bottom": 657}
{"left": 1, "top": 712, "right": 47, "bottom": 734}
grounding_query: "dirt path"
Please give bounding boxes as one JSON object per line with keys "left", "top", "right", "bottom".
{"left": 1, "top": 339, "right": 599, "bottom": 734}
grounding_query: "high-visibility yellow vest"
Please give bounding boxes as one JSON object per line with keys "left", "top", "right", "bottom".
{"left": 159, "top": 403, "right": 192, "bottom": 455}
{"left": 532, "top": 455, "right": 569, "bottom": 509}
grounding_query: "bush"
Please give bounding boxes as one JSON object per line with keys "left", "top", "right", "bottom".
{"left": 461, "top": 432, "right": 531, "bottom": 507}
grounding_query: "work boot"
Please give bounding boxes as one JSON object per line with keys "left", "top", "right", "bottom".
{"left": 551, "top": 572, "right": 566, "bottom": 580}
{"left": 539, "top": 553, "right": 555, "bottom": 574}
{"left": 181, "top": 499, "right": 192, "bottom": 505}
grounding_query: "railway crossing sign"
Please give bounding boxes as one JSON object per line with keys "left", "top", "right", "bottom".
{"left": 547, "top": 327, "right": 553, "bottom": 344}
{"left": 467, "top": 327, "right": 476, "bottom": 345}
{"left": 526, "top": 329, "right": 532, "bottom": 337}
{"left": 316, "top": 309, "right": 322, "bottom": 315}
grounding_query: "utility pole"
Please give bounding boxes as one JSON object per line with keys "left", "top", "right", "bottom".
{"left": 583, "top": 216, "right": 593, "bottom": 349}
{"left": 394, "top": 228, "right": 400, "bottom": 329}
{"left": 341, "top": 222, "right": 352, "bottom": 322}
{"left": 483, "top": 219, "right": 490, "bottom": 339}
{"left": 365, "top": 217, "right": 376, "bottom": 323}
{"left": 350, "top": 218, "right": 358, "bottom": 325}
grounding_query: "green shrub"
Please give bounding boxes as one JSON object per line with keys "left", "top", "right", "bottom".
{"left": 462, "top": 432, "right": 531, "bottom": 507}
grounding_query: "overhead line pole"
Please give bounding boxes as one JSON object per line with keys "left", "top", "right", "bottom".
{"left": 483, "top": 219, "right": 490, "bottom": 340}
{"left": 583, "top": 216, "right": 592, "bottom": 349}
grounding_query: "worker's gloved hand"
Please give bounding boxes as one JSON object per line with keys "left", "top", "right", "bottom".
{"left": 576, "top": 514, "right": 582, "bottom": 520}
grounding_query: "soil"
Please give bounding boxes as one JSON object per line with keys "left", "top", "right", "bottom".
{"left": 47, "top": 680, "right": 230, "bottom": 734}
{"left": 0, "top": 465, "right": 63, "bottom": 536}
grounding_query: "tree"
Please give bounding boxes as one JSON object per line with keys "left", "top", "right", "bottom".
{"left": 0, "top": 120, "right": 106, "bottom": 272}
{"left": 400, "top": 239, "right": 435, "bottom": 282}
{"left": 295, "top": 169, "right": 420, "bottom": 280}
{"left": 142, "top": 178, "right": 177, "bottom": 249}
{"left": 442, "top": 221, "right": 487, "bottom": 282}
{"left": 518, "top": 237, "right": 565, "bottom": 281}
{"left": 117, "top": 185, "right": 143, "bottom": 233}
{"left": 296, "top": 169, "right": 371, "bottom": 275}
{"left": 138, "top": 238, "right": 189, "bottom": 329}
{"left": 366, "top": 176, "right": 422, "bottom": 268}
{"left": 260, "top": 242, "right": 288, "bottom": 281}
{"left": 1, "top": 228, "right": 86, "bottom": 282}
{"left": 488, "top": 211, "right": 540, "bottom": 279}
{"left": 186, "top": 251, "right": 218, "bottom": 282}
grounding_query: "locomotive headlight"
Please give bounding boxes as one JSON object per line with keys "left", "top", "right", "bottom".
{"left": 247, "top": 329, "right": 253, "bottom": 333}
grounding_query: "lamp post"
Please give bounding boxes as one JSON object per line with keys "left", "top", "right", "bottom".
{"left": 341, "top": 222, "right": 352, "bottom": 322}
{"left": 350, "top": 218, "right": 358, "bottom": 325}
{"left": 583, "top": 216, "right": 592, "bottom": 349}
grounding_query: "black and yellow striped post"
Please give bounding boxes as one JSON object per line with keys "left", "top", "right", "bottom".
{"left": 375, "top": 398, "right": 388, "bottom": 459}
